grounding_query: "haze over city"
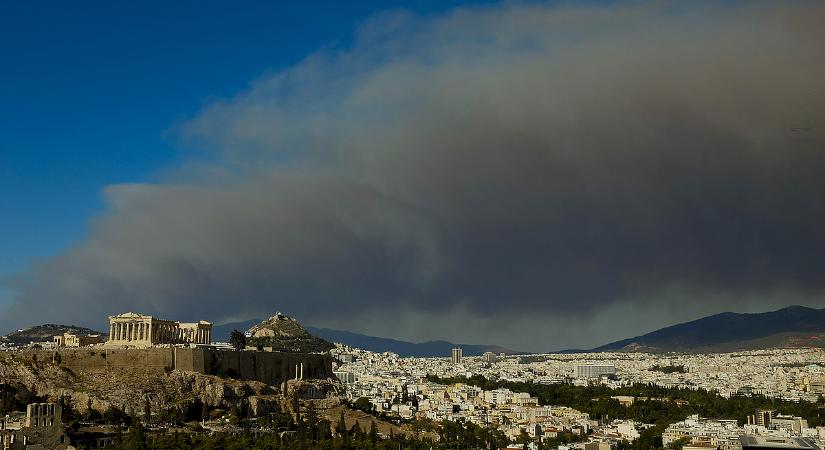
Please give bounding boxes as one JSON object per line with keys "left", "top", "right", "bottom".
{"left": 2, "top": 1, "right": 825, "bottom": 352}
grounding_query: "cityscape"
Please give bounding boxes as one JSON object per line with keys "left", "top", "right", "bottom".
{"left": 4, "top": 310, "right": 825, "bottom": 449}
{"left": 2, "top": 0, "right": 825, "bottom": 449}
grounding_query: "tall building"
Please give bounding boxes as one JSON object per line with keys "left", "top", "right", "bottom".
{"left": 452, "top": 347, "right": 463, "bottom": 364}
{"left": 576, "top": 363, "right": 616, "bottom": 379}
{"left": 482, "top": 351, "right": 498, "bottom": 364}
{"left": 747, "top": 409, "right": 775, "bottom": 427}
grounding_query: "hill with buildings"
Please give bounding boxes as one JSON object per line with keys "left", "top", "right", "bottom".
{"left": 593, "top": 305, "right": 825, "bottom": 352}
{"left": 246, "top": 312, "right": 335, "bottom": 353}
{"left": 0, "top": 324, "right": 104, "bottom": 346}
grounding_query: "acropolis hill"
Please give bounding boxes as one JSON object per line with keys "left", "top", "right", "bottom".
{"left": 0, "top": 312, "right": 338, "bottom": 419}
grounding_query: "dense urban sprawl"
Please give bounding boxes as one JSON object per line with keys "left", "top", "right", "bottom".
{"left": 332, "top": 346, "right": 825, "bottom": 449}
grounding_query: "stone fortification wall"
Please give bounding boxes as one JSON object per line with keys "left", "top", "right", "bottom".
{"left": 24, "top": 348, "right": 173, "bottom": 370}
{"left": 25, "top": 348, "right": 332, "bottom": 387}
{"left": 174, "top": 348, "right": 333, "bottom": 386}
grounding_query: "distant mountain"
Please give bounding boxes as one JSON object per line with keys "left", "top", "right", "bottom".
{"left": 213, "top": 319, "right": 260, "bottom": 342}
{"left": 1, "top": 324, "right": 105, "bottom": 345}
{"left": 306, "top": 326, "right": 519, "bottom": 357}
{"left": 593, "top": 305, "right": 825, "bottom": 352}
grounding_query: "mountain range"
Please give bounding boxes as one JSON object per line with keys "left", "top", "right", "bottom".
{"left": 593, "top": 305, "right": 825, "bottom": 352}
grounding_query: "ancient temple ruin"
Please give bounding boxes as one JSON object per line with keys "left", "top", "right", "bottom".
{"left": 107, "top": 312, "right": 212, "bottom": 347}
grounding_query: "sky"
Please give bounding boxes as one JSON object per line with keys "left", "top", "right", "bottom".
{"left": 1, "top": 1, "right": 824, "bottom": 352}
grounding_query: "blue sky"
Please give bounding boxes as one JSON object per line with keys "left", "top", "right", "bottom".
{"left": 0, "top": 0, "right": 497, "bottom": 309}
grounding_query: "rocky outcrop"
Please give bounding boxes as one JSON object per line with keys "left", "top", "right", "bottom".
{"left": 0, "top": 351, "right": 288, "bottom": 417}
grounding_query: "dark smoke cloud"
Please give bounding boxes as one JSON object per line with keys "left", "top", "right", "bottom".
{"left": 4, "top": 1, "right": 825, "bottom": 350}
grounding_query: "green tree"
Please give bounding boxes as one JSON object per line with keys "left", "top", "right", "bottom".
{"left": 517, "top": 429, "right": 532, "bottom": 450}
{"left": 143, "top": 398, "right": 151, "bottom": 424}
{"left": 104, "top": 406, "right": 129, "bottom": 426}
{"left": 369, "top": 420, "right": 378, "bottom": 447}
{"left": 229, "top": 329, "right": 246, "bottom": 351}
{"left": 668, "top": 437, "right": 692, "bottom": 450}
{"left": 121, "top": 424, "right": 149, "bottom": 450}
{"left": 353, "top": 397, "right": 374, "bottom": 413}
{"left": 337, "top": 411, "right": 347, "bottom": 435}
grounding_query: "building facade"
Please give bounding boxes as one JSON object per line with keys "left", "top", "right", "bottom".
{"left": 452, "top": 347, "right": 463, "bottom": 364}
{"left": 0, "top": 402, "right": 69, "bottom": 450}
{"left": 53, "top": 332, "right": 105, "bottom": 348}
{"left": 576, "top": 363, "right": 616, "bottom": 379}
{"left": 107, "top": 312, "right": 212, "bottom": 347}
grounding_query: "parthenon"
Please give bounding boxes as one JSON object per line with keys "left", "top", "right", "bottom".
{"left": 107, "top": 312, "right": 212, "bottom": 347}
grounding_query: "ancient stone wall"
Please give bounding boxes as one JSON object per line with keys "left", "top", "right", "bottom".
{"left": 25, "top": 348, "right": 173, "bottom": 370}
{"left": 25, "top": 348, "right": 332, "bottom": 387}
{"left": 174, "top": 348, "right": 333, "bottom": 386}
